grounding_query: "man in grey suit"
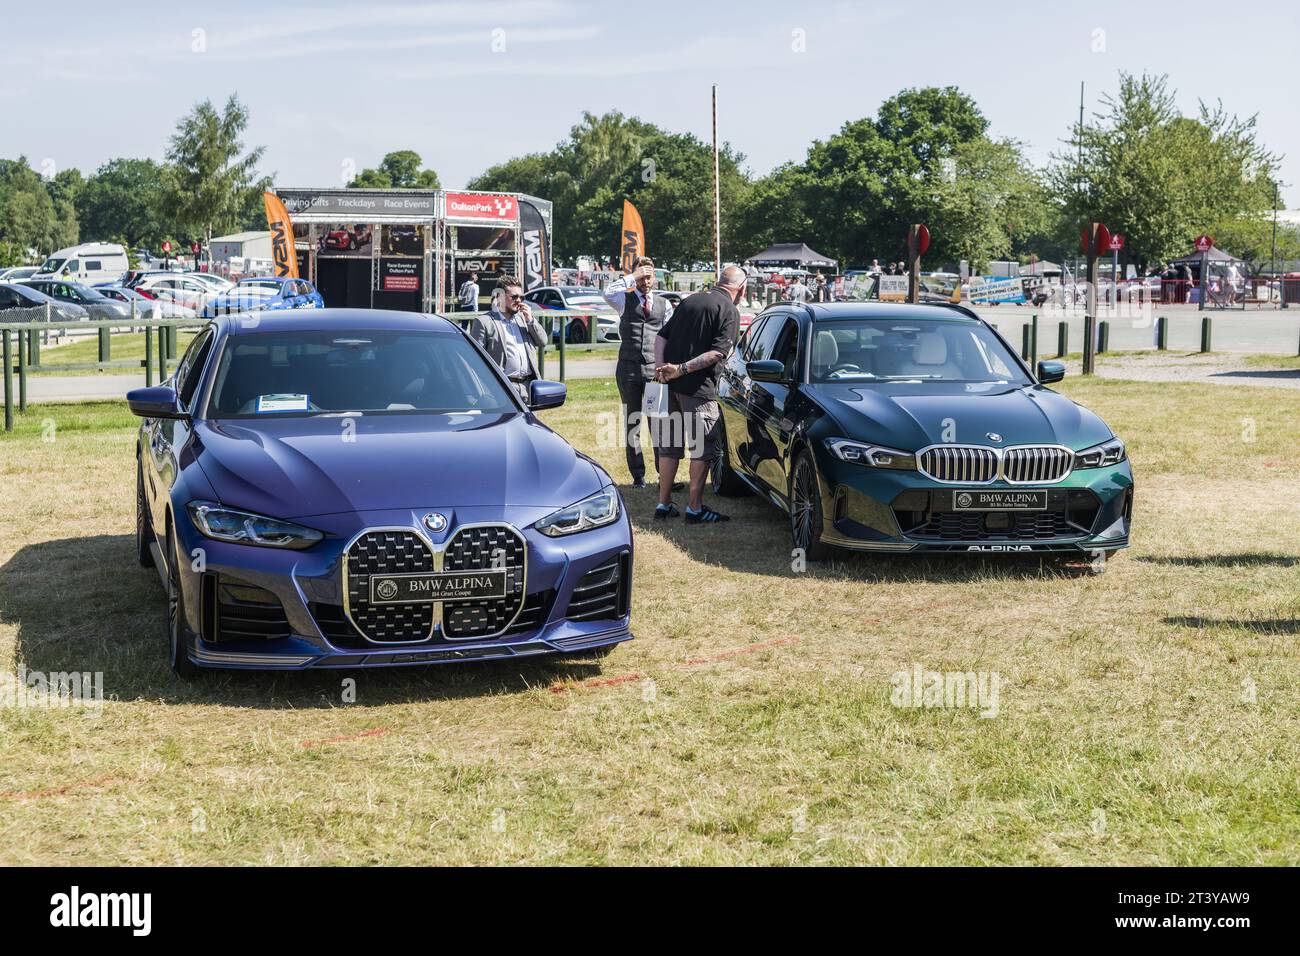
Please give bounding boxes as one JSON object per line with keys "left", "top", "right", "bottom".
{"left": 467, "top": 274, "right": 547, "bottom": 400}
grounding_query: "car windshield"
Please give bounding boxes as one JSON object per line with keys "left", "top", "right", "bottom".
{"left": 810, "top": 318, "right": 1030, "bottom": 385}
{"left": 232, "top": 281, "right": 281, "bottom": 297}
{"left": 40, "top": 258, "right": 66, "bottom": 273}
{"left": 206, "top": 330, "right": 518, "bottom": 418}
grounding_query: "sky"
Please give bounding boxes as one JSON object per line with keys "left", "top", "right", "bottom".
{"left": 3, "top": 0, "right": 1299, "bottom": 208}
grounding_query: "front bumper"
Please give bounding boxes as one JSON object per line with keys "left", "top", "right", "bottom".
{"left": 815, "top": 456, "right": 1134, "bottom": 555}
{"left": 169, "top": 504, "right": 634, "bottom": 670}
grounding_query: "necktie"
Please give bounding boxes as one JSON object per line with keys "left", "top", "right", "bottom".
{"left": 643, "top": 294, "right": 650, "bottom": 320}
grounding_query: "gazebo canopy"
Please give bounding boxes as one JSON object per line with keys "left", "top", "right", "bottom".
{"left": 1170, "top": 245, "right": 1243, "bottom": 267}
{"left": 747, "top": 242, "right": 838, "bottom": 270}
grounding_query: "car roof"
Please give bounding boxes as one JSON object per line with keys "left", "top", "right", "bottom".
{"left": 801, "top": 301, "right": 981, "bottom": 323}
{"left": 216, "top": 309, "right": 459, "bottom": 336}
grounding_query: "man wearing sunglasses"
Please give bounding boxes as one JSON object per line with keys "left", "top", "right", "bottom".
{"left": 468, "top": 274, "right": 548, "bottom": 400}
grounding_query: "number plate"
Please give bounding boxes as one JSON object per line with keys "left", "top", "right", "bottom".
{"left": 368, "top": 571, "right": 507, "bottom": 604}
{"left": 952, "top": 490, "right": 1047, "bottom": 511}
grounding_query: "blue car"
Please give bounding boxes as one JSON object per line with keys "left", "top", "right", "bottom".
{"left": 128, "top": 310, "right": 633, "bottom": 676}
{"left": 201, "top": 276, "right": 324, "bottom": 318}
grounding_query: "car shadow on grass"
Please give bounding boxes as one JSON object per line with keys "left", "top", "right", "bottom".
{"left": 0, "top": 534, "right": 618, "bottom": 707}
{"left": 1164, "top": 615, "right": 1299, "bottom": 635}
{"left": 624, "top": 489, "right": 1107, "bottom": 584}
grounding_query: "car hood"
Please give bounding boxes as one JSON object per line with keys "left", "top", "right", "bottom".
{"left": 191, "top": 411, "right": 603, "bottom": 519}
{"left": 811, "top": 381, "right": 1114, "bottom": 451}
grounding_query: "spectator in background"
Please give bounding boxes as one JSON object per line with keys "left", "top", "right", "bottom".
{"left": 457, "top": 272, "right": 480, "bottom": 312}
{"left": 652, "top": 265, "right": 746, "bottom": 524}
{"left": 870, "top": 259, "right": 882, "bottom": 276}
{"left": 787, "top": 274, "right": 810, "bottom": 303}
{"left": 603, "top": 256, "right": 679, "bottom": 490}
{"left": 468, "top": 274, "right": 547, "bottom": 400}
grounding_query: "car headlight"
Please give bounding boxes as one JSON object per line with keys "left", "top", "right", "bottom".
{"left": 1074, "top": 437, "right": 1126, "bottom": 469}
{"left": 825, "top": 438, "right": 916, "bottom": 470}
{"left": 186, "top": 500, "right": 323, "bottom": 549}
{"left": 534, "top": 486, "right": 621, "bottom": 537}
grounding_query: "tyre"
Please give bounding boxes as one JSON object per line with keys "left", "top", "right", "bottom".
{"left": 709, "top": 418, "right": 749, "bottom": 497}
{"left": 565, "top": 319, "right": 586, "bottom": 344}
{"left": 136, "top": 458, "right": 154, "bottom": 568}
{"left": 166, "top": 527, "right": 201, "bottom": 680}
{"left": 789, "top": 449, "right": 831, "bottom": 561}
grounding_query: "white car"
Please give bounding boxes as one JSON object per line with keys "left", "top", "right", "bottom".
{"left": 525, "top": 285, "right": 621, "bottom": 343}
{"left": 132, "top": 273, "right": 219, "bottom": 311}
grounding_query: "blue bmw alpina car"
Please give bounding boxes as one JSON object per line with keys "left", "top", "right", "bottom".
{"left": 128, "top": 310, "right": 632, "bottom": 676}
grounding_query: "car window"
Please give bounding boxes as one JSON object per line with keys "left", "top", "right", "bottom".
{"left": 739, "top": 316, "right": 768, "bottom": 360}
{"left": 175, "top": 329, "right": 215, "bottom": 407}
{"left": 748, "top": 314, "right": 785, "bottom": 362}
{"left": 0, "top": 288, "right": 16, "bottom": 308}
{"left": 770, "top": 319, "right": 800, "bottom": 377}
{"left": 206, "top": 330, "right": 519, "bottom": 418}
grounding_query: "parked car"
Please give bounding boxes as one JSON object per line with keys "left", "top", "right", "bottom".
{"left": 128, "top": 310, "right": 632, "bottom": 676}
{"left": 323, "top": 225, "right": 371, "bottom": 251}
{"left": 0, "top": 281, "right": 90, "bottom": 323}
{"left": 129, "top": 273, "right": 221, "bottom": 312}
{"left": 98, "top": 286, "right": 196, "bottom": 319}
{"left": 0, "top": 266, "right": 41, "bottom": 283}
{"left": 200, "top": 277, "right": 324, "bottom": 317}
{"left": 20, "top": 278, "right": 131, "bottom": 321}
{"left": 525, "top": 286, "right": 620, "bottom": 343}
{"left": 712, "top": 302, "right": 1133, "bottom": 568}
{"left": 33, "top": 242, "right": 130, "bottom": 285}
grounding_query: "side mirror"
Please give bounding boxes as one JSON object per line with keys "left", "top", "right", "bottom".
{"left": 747, "top": 359, "right": 786, "bottom": 383}
{"left": 1037, "top": 360, "right": 1066, "bottom": 384}
{"left": 528, "top": 379, "right": 566, "bottom": 410}
{"left": 127, "top": 385, "right": 185, "bottom": 420}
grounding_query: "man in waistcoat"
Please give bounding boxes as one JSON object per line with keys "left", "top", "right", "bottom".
{"left": 603, "top": 256, "right": 678, "bottom": 489}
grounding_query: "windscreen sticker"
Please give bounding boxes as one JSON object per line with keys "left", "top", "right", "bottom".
{"left": 256, "top": 393, "right": 309, "bottom": 413}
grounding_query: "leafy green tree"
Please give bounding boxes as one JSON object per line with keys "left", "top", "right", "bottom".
{"left": 1051, "top": 72, "right": 1278, "bottom": 270}
{"left": 350, "top": 150, "right": 440, "bottom": 189}
{"left": 77, "top": 158, "right": 174, "bottom": 248}
{"left": 161, "top": 95, "right": 266, "bottom": 247}
{"left": 0, "top": 157, "right": 78, "bottom": 263}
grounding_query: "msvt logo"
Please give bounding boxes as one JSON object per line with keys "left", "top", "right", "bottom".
{"left": 49, "top": 886, "right": 151, "bottom": 936}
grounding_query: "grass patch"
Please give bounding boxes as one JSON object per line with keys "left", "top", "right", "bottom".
{"left": 1243, "top": 353, "right": 1300, "bottom": 369}
{"left": 0, "top": 378, "right": 1297, "bottom": 864}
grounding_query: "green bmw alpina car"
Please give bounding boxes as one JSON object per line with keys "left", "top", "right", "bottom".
{"left": 712, "top": 302, "right": 1133, "bottom": 568}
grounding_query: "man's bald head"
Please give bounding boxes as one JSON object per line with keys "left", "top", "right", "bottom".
{"left": 717, "top": 265, "right": 748, "bottom": 289}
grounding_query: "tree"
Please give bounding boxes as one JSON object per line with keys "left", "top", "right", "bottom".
{"left": 1051, "top": 72, "right": 1278, "bottom": 270}
{"left": 350, "top": 150, "right": 440, "bottom": 189}
{"left": 0, "top": 157, "right": 78, "bottom": 263}
{"left": 77, "top": 158, "right": 173, "bottom": 248}
{"left": 162, "top": 95, "right": 266, "bottom": 246}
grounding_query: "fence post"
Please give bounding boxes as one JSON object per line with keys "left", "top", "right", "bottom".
{"left": 1056, "top": 321, "right": 1068, "bottom": 358}
{"left": 29, "top": 327, "right": 39, "bottom": 366}
{"left": 158, "top": 326, "right": 168, "bottom": 381}
{"left": 98, "top": 325, "right": 111, "bottom": 364}
{"left": 17, "top": 329, "right": 27, "bottom": 412}
{"left": 1200, "top": 316, "right": 1212, "bottom": 353}
{"left": 1030, "top": 313, "right": 1039, "bottom": 366}
{"left": 1156, "top": 316, "right": 1167, "bottom": 350}
{"left": 3, "top": 330, "right": 12, "bottom": 432}
{"left": 145, "top": 324, "right": 154, "bottom": 387}
{"left": 557, "top": 314, "right": 566, "bottom": 382}
{"left": 1098, "top": 321, "right": 1110, "bottom": 354}
{"left": 1021, "top": 324, "right": 1031, "bottom": 359}
{"left": 588, "top": 311, "right": 596, "bottom": 346}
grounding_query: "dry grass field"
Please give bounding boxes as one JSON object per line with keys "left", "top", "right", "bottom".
{"left": 0, "top": 373, "right": 1297, "bottom": 865}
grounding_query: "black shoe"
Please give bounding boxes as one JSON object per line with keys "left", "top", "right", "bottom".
{"left": 631, "top": 479, "right": 648, "bottom": 489}
{"left": 653, "top": 503, "right": 680, "bottom": 521}
{"left": 684, "top": 506, "right": 730, "bottom": 524}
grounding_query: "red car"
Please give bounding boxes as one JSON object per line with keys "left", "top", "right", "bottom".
{"left": 324, "top": 225, "right": 371, "bottom": 251}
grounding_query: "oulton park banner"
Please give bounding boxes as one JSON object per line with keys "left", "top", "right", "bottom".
{"left": 444, "top": 192, "right": 519, "bottom": 221}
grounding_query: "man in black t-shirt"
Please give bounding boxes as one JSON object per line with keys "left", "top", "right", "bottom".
{"left": 651, "top": 265, "right": 745, "bottom": 524}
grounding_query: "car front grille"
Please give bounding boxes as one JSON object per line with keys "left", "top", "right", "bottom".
{"left": 345, "top": 530, "right": 437, "bottom": 643}
{"left": 441, "top": 525, "right": 526, "bottom": 639}
{"left": 911, "top": 511, "right": 1076, "bottom": 540}
{"left": 918, "top": 446, "right": 998, "bottom": 483}
{"left": 341, "top": 525, "right": 529, "bottom": 644}
{"left": 892, "top": 489, "right": 1100, "bottom": 541}
{"left": 1003, "top": 446, "right": 1073, "bottom": 484}
{"left": 917, "top": 445, "right": 1073, "bottom": 484}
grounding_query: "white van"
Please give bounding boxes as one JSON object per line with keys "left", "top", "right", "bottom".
{"left": 34, "top": 242, "right": 130, "bottom": 284}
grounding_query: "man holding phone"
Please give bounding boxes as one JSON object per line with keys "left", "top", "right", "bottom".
{"left": 603, "top": 256, "right": 675, "bottom": 489}
{"left": 468, "top": 274, "right": 548, "bottom": 400}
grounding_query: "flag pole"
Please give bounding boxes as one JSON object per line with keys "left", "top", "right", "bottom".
{"left": 712, "top": 83, "right": 721, "bottom": 283}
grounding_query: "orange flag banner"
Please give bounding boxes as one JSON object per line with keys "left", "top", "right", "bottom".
{"left": 620, "top": 200, "right": 644, "bottom": 272}
{"left": 263, "top": 191, "right": 299, "bottom": 279}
